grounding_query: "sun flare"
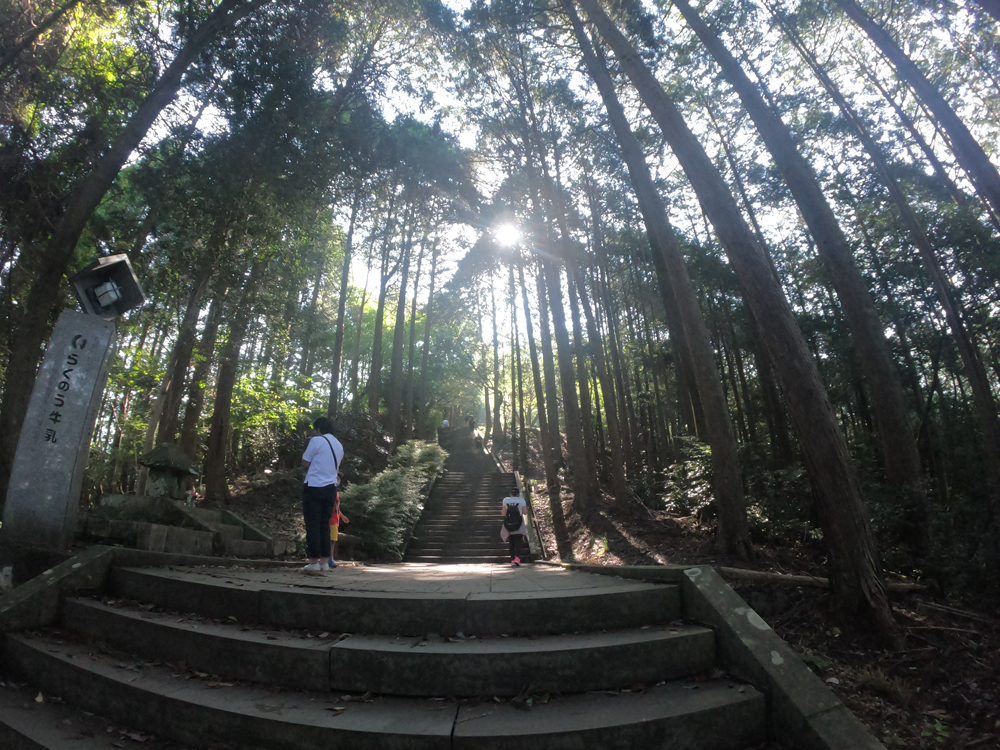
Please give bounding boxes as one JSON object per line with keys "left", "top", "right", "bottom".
{"left": 493, "top": 224, "right": 521, "bottom": 247}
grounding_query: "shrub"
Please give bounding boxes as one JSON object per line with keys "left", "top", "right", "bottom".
{"left": 339, "top": 441, "right": 446, "bottom": 561}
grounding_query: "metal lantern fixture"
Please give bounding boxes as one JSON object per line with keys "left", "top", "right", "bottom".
{"left": 68, "top": 254, "right": 145, "bottom": 319}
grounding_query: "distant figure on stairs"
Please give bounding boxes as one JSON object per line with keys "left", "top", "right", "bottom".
{"left": 442, "top": 418, "right": 449, "bottom": 428}
{"left": 501, "top": 486, "right": 528, "bottom": 566}
{"left": 466, "top": 415, "right": 476, "bottom": 432}
{"left": 300, "top": 416, "right": 344, "bottom": 574}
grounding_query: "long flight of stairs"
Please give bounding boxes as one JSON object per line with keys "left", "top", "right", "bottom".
{"left": 0, "top": 562, "right": 768, "bottom": 749}
{"left": 404, "top": 428, "right": 513, "bottom": 564}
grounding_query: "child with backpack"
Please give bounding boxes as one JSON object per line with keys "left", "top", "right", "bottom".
{"left": 500, "top": 486, "right": 528, "bottom": 566}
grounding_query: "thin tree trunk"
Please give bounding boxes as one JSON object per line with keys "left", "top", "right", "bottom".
{"left": 348, "top": 289, "right": 369, "bottom": 411}
{"left": 534, "top": 266, "right": 562, "bottom": 467}
{"left": 367, "top": 193, "right": 401, "bottom": 418}
{"left": 300, "top": 251, "right": 327, "bottom": 382}
{"left": 405, "top": 234, "right": 426, "bottom": 439}
{"left": 204, "top": 260, "right": 264, "bottom": 503}
{"left": 519, "top": 261, "right": 570, "bottom": 557}
{"left": 575, "top": 267, "right": 627, "bottom": 504}
{"left": 417, "top": 243, "right": 439, "bottom": 438}
{"left": 179, "top": 293, "right": 224, "bottom": 460}
{"left": 387, "top": 222, "right": 415, "bottom": 446}
{"left": 155, "top": 269, "right": 213, "bottom": 445}
{"left": 135, "top": 272, "right": 212, "bottom": 495}
{"left": 491, "top": 283, "right": 502, "bottom": 451}
{"left": 568, "top": 272, "right": 598, "bottom": 475}
{"left": 328, "top": 184, "right": 362, "bottom": 415}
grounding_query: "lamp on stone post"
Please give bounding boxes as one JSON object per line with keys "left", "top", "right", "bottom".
{"left": 2, "top": 254, "right": 144, "bottom": 552}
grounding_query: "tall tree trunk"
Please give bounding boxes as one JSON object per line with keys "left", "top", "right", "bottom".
{"left": 568, "top": 3, "right": 750, "bottom": 556}
{"left": 834, "top": 0, "right": 1000, "bottom": 222}
{"left": 135, "top": 272, "right": 212, "bottom": 495}
{"left": 404, "top": 235, "right": 426, "bottom": 439}
{"left": 155, "top": 269, "right": 213, "bottom": 445}
{"left": 204, "top": 260, "right": 263, "bottom": 503}
{"left": 782, "top": 12, "right": 1000, "bottom": 564}
{"left": 519, "top": 261, "right": 570, "bottom": 557}
{"left": 387, "top": 225, "right": 415, "bottom": 446}
{"left": 568, "top": 272, "right": 598, "bottom": 476}
{"left": 577, "top": 0, "right": 893, "bottom": 633}
{"left": 348, "top": 289, "right": 369, "bottom": 412}
{"left": 534, "top": 266, "right": 562, "bottom": 467}
{"left": 575, "top": 267, "right": 627, "bottom": 504}
{"left": 417, "top": 244, "right": 439, "bottom": 439}
{"left": 491, "top": 283, "right": 502, "bottom": 451}
{"left": 328, "top": 184, "right": 362, "bottom": 416}
{"left": 674, "top": 0, "right": 921, "bottom": 494}
{"left": 0, "top": 0, "right": 268, "bottom": 500}
{"left": 179, "top": 293, "right": 224, "bottom": 460}
{"left": 543, "top": 259, "right": 594, "bottom": 512}
{"left": 606, "top": 272, "right": 640, "bottom": 475}
{"left": 367, "top": 193, "right": 400, "bottom": 418}
{"left": 509, "top": 277, "right": 522, "bottom": 473}
{"left": 299, "top": 252, "right": 327, "bottom": 382}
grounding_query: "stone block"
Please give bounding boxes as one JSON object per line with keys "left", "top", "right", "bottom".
{"left": 680, "top": 566, "right": 885, "bottom": 750}
{"left": 164, "top": 527, "right": 212, "bottom": 556}
{"left": 137, "top": 523, "right": 169, "bottom": 552}
{"left": 222, "top": 538, "right": 268, "bottom": 558}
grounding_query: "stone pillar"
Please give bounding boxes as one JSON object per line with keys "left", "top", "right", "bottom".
{"left": 3, "top": 310, "right": 117, "bottom": 550}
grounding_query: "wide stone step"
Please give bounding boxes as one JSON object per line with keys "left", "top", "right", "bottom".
{"left": 410, "top": 529, "right": 499, "bottom": 537}
{"left": 407, "top": 541, "right": 501, "bottom": 549}
{"left": 403, "top": 555, "right": 508, "bottom": 564}
{"left": 2, "top": 634, "right": 455, "bottom": 750}
{"left": 108, "top": 567, "right": 680, "bottom": 636}
{"left": 1, "top": 633, "right": 763, "bottom": 750}
{"left": 406, "top": 544, "right": 507, "bottom": 553}
{"left": 0, "top": 678, "right": 145, "bottom": 750}
{"left": 410, "top": 530, "right": 499, "bottom": 537}
{"left": 62, "top": 598, "right": 715, "bottom": 697}
{"left": 452, "top": 679, "right": 766, "bottom": 750}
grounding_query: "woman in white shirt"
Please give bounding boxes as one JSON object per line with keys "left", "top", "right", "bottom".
{"left": 300, "top": 416, "right": 344, "bottom": 573}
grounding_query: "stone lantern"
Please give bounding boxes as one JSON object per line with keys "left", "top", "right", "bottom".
{"left": 138, "top": 444, "right": 198, "bottom": 500}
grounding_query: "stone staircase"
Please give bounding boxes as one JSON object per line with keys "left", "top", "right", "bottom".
{"left": 79, "top": 495, "right": 295, "bottom": 558}
{"left": 188, "top": 506, "right": 274, "bottom": 558}
{"left": 404, "top": 429, "right": 512, "bottom": 564}
{"left": 0, "top": 562, "right": 767, "bottom": 749}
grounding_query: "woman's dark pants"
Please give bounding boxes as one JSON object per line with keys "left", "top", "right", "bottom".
{"left": 302, "top": 484, "right": 336, "bottom": 559}
{"left": 508, "top": 534, "right": 526, "bottom": 560}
